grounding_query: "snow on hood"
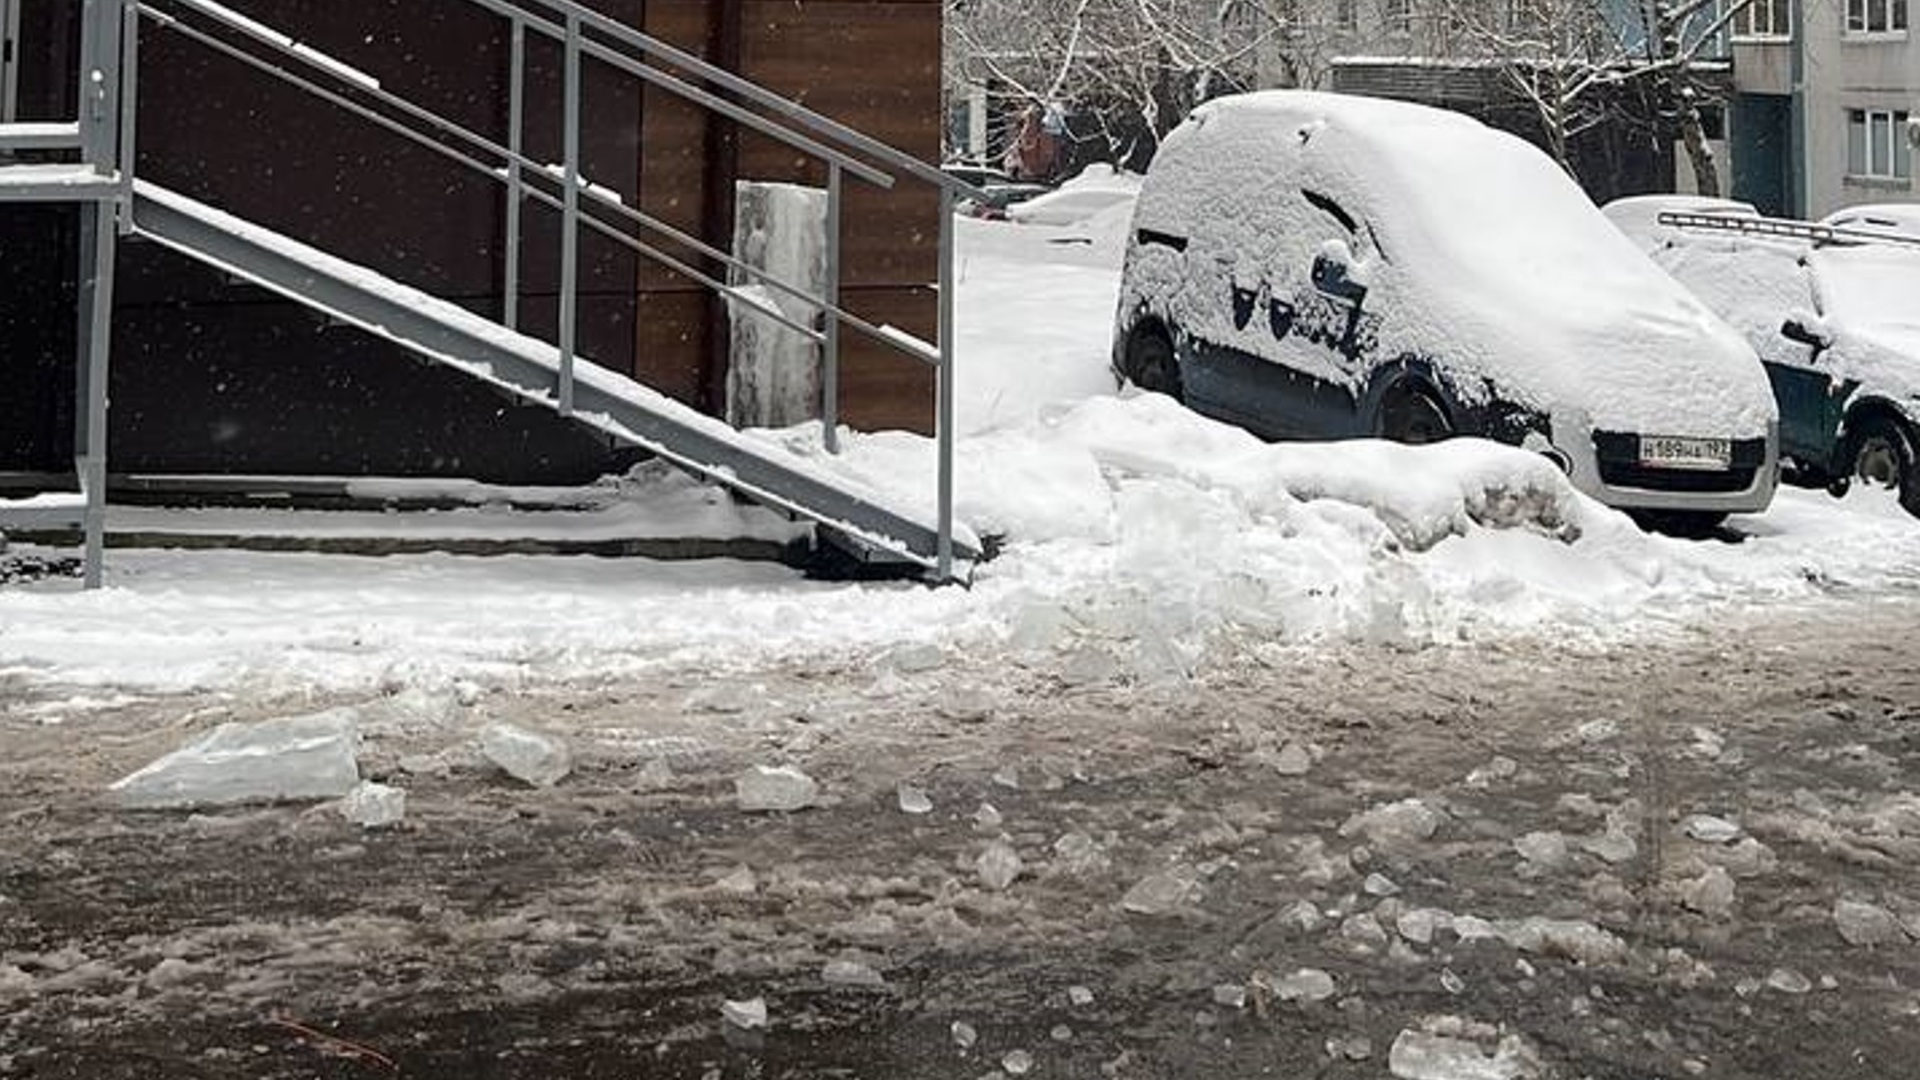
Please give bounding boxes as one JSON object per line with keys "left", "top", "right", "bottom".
{"left": 1154, "top": 93, "right": 1775, "bottom": 437}
{"left": 1639, "top": 233, "right": 1814, "bottom": 360}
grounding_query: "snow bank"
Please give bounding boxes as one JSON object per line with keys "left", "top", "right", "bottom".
{"left": 4, "top": 195, "right": 1918, "bottom": 700}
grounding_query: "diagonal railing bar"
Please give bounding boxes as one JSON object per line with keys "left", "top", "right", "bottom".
{"left": 480, "top": 0, "right": 899, "bottom": 189}
{"left": 145, "top": 2, "right": 947, "bottom": 368}
{"left": 140, "top": 6, "right": 831, "bottom": 344}
{"left": 490, "top": 0, "right": 976, "bottom": 198}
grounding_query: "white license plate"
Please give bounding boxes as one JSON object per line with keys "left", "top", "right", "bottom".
{"left": 1639, "top": 435, "right": 1732, "bottom": 471}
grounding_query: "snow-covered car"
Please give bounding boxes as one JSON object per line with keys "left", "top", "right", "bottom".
{"left": 1113, "top": 91, "right": 1779, "bottom": 526}
{"left": 955, "top": 181, "right": 1054, "bottom": 220}
{"left": 1620, "top": 210, "right": 1920, "bottom": 516}
{"left": 1006, "top": 165, "right": 1141, "bottom": 227}
{"left": 1600, "top": 194, "right": 1758, "bottom": 249}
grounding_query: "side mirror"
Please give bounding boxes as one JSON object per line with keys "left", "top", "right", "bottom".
{"left": 1780, "top": 316, "right": 1830, "bottom": 350}
{"left": 1312, "top": 249, "right": 1367, "bottom": 306}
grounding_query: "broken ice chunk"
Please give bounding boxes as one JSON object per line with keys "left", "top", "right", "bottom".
{"left": 110, "top": 708, "right": 361, "bottom": 809}
{"left": 735, "top": 765, "right": 818, "bottom": 812}
{"left": 721, "top": 997, "right": 767, "bottom": 1029}
{"left": 897, "top": 782, "right": 934, "bottom": 815}
{"left": 976, "top": 840, "right": 1024, "bottom": 891}
{"left": 338, "top": 780, "right": 407, "bottom": 828}
{"left": 480, "top": 723, "right": 572, "bottom": 787}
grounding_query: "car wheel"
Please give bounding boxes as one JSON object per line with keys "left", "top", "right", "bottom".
{"left": 1848, "top": 414, "right": 1920, "bottom": 517}
{"left": 1121, "top": 326, "right": 1182, "bottom": 401}
{"left": 1379, "top": 386, "right": 1452, "bottom": 445}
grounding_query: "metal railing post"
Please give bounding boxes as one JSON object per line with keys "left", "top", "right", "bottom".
{"left": 77, "top": 0, "right": 103, "bottom": 164}
{"left": 557, "top": 10, "right": 581, "bottom": 415}
{"left": 936, "top": 185, "right": 955, "bottom": 580}
{"left": 72, "top": 198, "right": 116, "bottom": 589}
{"left": 116, "top": 1, "right": 139, "bottom": 219}
{"left": 504, "top": 16, "right": 524, "bottom": 329}
{"left": 822, "top": 162, "right": 842, "bottom": 454}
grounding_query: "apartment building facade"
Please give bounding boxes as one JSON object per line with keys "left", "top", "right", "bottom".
{"left": 1729, "top": 0, "right": 1918, "bottom": 217}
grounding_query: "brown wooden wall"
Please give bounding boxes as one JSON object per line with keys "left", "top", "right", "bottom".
{"left": 636, "top": 0, "right": 942, "bottom": 433}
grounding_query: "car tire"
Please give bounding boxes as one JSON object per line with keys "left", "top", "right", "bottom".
{"left": 1847, "top": 414, "right": 1920, "bottom": 517}
{"left": 1121, "top": 325, "right": 1182, "bottom": 401}
{"left": 1379, "top": 386, "right": 1452, "bottom": 445}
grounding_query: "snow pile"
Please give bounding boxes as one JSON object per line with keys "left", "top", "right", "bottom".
{"left": 3, "top": 192, "right": 1919, "bottom": 699}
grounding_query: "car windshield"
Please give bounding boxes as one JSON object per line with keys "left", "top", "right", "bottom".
{"left": 1360, "top": 126, "right": 1686, "bottom": 316}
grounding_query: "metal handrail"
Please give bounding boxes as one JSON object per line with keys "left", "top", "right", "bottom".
{"left": 143, "top": 11, "right": 827, "bottom": 342}
{"left": 144, "top": 5, "right": 952, "bottom": 373}
{"left": 116, "top": 0, "right": 966, "bottom": 577}
{"left": 478, "top": 0, "right": 977, "bottom": 199}
{"left": 138, "top": 5, "right": 947, "bottom": 354}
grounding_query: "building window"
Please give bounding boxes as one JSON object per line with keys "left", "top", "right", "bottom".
{"left": 1337, "top": 0, "right": 1358, "bottom": 30}
{"left": 1845, "top": 0, "right": 1908, "bottom": 33}
{"left": 1731, "top": 0, "right": 1792, "bottom": 38}
{"left": 1847, "top": 109, "right": 1913, "bottom": 180}
{"left": 1384, "top": 0, "right": 1412, "bottom": 33}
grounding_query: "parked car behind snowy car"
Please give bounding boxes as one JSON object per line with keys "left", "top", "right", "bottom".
{"left": 1599, "top": 194, "right": 1757, "bottom": 249}
{"left": 1611, "top": 204, "right": 1920, "bottom": 516}
{"left": 1112, "top": 91, "right": 1779, "bottom": 528}
{"left": 1820, "top": 202, "right": 1920, "bottom": 240}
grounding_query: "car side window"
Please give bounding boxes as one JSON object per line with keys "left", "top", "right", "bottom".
{"left": 1300, "top": 189, "right": 1357, "bottom": 235}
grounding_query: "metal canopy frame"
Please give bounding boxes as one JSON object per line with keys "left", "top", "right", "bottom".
{"left": 1, "top": 0, "right": 984, "bottom": 587}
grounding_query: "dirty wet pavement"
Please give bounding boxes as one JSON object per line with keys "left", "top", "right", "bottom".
{"left": 5, "top": 595, "right": 1920, "bottom": 1079}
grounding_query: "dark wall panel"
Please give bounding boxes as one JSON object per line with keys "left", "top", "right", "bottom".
{"left": 116, "top": 0, "right": 644, "bottom": 478}
{"left": 107, "top": 247, "right": 617, "bottom": 481}
{"left": 834, "top": 285, "right": 936, "bottom": 434}
{"left": 0, "top": 207, "right": 78, "bottom": 472}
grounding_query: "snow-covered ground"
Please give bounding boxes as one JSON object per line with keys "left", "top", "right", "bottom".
{"left": 4, "top": 194, "right": 1918, "bottom": 698}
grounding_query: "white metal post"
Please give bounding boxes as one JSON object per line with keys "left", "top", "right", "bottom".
{"left": 557, "top": 11, "right": 581, "bottom": 416}
{"left": 822, "top": 162, "right": 841, "bottom": 454}
{"left": 936, "top": 185, "right": 955, "bottom": 581}
{"left": 1, "top": 0, "right": 20, "bottom": 124}
{"left": 504, "top": 16, "right": 524, "bottom": 329}
{"left": 75, "top": 200, "right": 115, "bottom": 588}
